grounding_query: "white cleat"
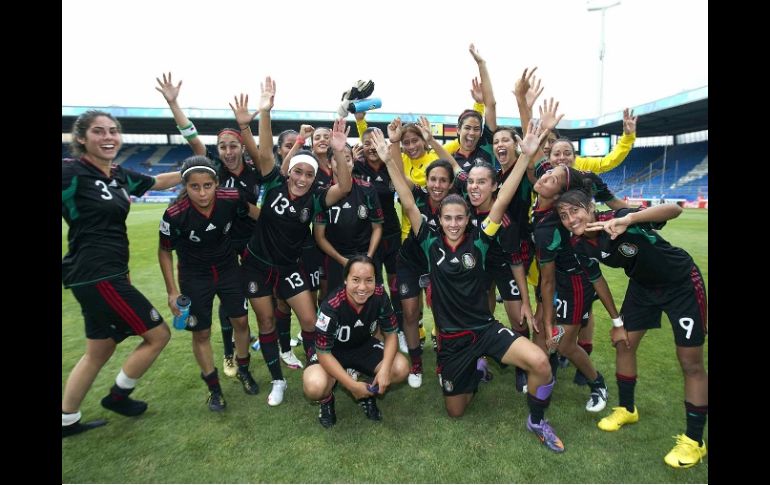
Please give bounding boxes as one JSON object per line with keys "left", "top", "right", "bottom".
{"left": 280, "top": 350, "right": 304, "bottom": 369}
{"left": 267, "top": 379, "right": 288, "bottom": 406}
{"left": 408, "top": 372, "right": 423, "bottom": 389}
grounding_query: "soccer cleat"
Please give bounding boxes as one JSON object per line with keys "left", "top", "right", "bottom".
{"left": 267, "top": 379, "right": 288, "bottom": 406}
{"left": 573, "top": 369, "right": 589, "bottom": 386}
{"left": 585, "top": 386, "right": 609, "bottom": 413}
{"left": 346, "top": 368, "right": 360, "bottom": 382}
{"left": 358, "top": 397, "right": 383, "bottom": 421}
{"left": 526, "top": 416, "right": 565, "bottom": 453}
{"left": 223, "top": 355, "right": 237, "bottom": 377}
{"left": 397, "top": 331, "right": 409, "bottom": 354}
{"left": 558, "top": 354, "right": 570, "bottom": 369}
{"left": 598, "top": 406, "right": 639, "bottom": 431}
{"left": 207, "top": 390, "right": 226, "bottom": 412}
{"left": 100, "top": 390, "right": 147, "bottom": 417}
{"left": 280, "top": 350, "right": 304, "bottom": 369}
{"left": 236, "top": 368, "right": 260, "bottom": 395}
{"left": 407, "top": 363, "right": 423, "bottom": 388}
{"left": 318, "top": 395, "right": 337, "bottom": 428}
{"left": 62, "top": 419, "right": 108, "bottom": 438}
{"left": 664, "top": 434, "right": 707, "bottom": 469}
{"left": 431, "top": 325, "right": 438, "bottom": 352}
{"left": 290, "top": 330, "right": 301, "bottom": 347}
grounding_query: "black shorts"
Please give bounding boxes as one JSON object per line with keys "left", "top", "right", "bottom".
{"left": 621, "top": 265, "right": 707, "bottom": 347}
{"left": 180, "top": 264, "right": 247, "bottom": 332}
{"left": 553, "top": 271, "right": 596, "bottom": 326}
{"left": 376, "top": 233, "right": 401, "bottom": 276}
{"left": 240, "top": 252, "right": 312, "bottom": 300}
{"left": 436, "top": 321, "right": 521, "bottom": 396}
{"left": 300, "top": 244, "right": 324, "bottom": 290}
{"left": 489, "top": 262, "right": 522, "bottom": 302}
{"left": 328, "top": 337, "right": 386, "bottom": 377}
{"left": 396, "top": 256, "right": 428, "bottom": 299}
{"left": 70, "top": 275, "right": 164, "bottom": 342}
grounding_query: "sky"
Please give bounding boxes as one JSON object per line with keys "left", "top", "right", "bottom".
{"left": 61, "top": 0, "right": 707, "bottom": 121}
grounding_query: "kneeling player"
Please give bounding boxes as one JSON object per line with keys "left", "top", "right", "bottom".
{"left": 302, "top": 256, "right": 409, "bottom": 428}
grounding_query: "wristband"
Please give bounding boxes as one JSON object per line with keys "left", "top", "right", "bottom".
{"left": 296, "top": 136, "right": 306, "bottom": 146}
{"left": 612, "top": 317, "right": 624, "bottom": 328}
{"left": 240, "top": 125, "right": 251, "bottom": 132}
{"left": 177, "top": 122, "right": 198, "bottom": 141}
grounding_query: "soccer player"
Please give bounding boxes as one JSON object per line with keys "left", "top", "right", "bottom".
{"left": 313, "top": 149, "right": 384, "bottom": 290}
{"left": 303, "top": 256, "right": 409, "bottom": 428}
{"left": 239, "top": 82, "right": 353, "bottom": 406}
{"left": 554, "top": 191, "right": 708, "bottom": 469}
{"left": 373, "top": 117, "right": 568, "bottom": 453}
{"left": 158, "top": 156, "right": 261, "bottom": 411}
{"left": 531, "top": 162, "right": 621, "bottom": 413}
{"left": 62, "top": 110, "right": 181, "bottom": 438}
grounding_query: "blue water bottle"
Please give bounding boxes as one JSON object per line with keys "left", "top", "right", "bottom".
{"left": 173, "top": 295, "right": 191, "bottom": 330}
{"left": 348, "top": 97, "right": 382, "bottom": 113}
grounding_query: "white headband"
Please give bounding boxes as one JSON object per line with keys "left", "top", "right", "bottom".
{"left": 288, "top": 154, "right": 318, "bottom": 175}
{"left": 182, "top": 165, "right": 217, "bottom": 179}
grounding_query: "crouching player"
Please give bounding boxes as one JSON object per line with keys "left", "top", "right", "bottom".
{"left": 302, "top": 255, "right": 409, "bottom": 427}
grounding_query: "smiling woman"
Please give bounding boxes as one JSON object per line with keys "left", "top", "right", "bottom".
{"left": 62, "top": 110, "right": 180, "bottom": 438}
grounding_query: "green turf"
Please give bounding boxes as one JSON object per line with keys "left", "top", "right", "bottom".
{"left": 62, "top": 204, "right": 707, "bottom": 483}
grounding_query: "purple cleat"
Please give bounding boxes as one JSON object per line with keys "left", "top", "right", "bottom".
{"left": 527, "top": 415, "right": 565, "bottom": 453}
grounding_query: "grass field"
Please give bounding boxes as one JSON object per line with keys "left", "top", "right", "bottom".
{"left": 62, "top": 204, "right": 708, "bottom": 483}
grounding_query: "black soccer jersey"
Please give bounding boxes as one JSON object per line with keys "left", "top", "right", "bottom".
{"left": 498, "top": 164, "right": 535, "bottom": 259}
{"left": 315, "top": 285, "right": 398, "bottom": 352}
{"left": 417, "top": 223, "right": 495, "bottom": 331}
{"left": 353, "top": 160, "right": 400, "bottom": 237}
{"left": 62, "top": 158, "right": 155, "bottom": 287}
{"left": 248, "top": 167, "right": 330, "bottom": 266}
{"left": 315, "top": 178, "right": 383, "bottom": 255}
{"left": 570, "top": 208, "right": 694, "bottom": 287}
{"left": 454, "top": 125, "right": 496, "bottom": 173}
{"left": 159, "top": 188, "right": 248, "bottom": 273}
{"left": 207, "top": 149, "right": 259, "bottom": 243}
{"left": 397, "top": 185, "right": 441, "bottom": 273}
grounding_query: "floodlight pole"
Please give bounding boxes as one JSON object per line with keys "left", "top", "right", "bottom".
{"left": 587, "top": 0, "right": 621, "bottom": 117}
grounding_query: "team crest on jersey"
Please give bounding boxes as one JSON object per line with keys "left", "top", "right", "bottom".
{"left": 224, "top": 222, "right": 232, "bottom": 233}
{"left": 400, "top": 283, "right": 409, "bottom": 295}
{"left": 150, "top": 308, "right": 161, "bottom": 322}
{"left": 357, "top": 205, "right": 369, "bottom": 219}
{"left": 316, "top": 311, "right": 331, "bottom": 332}
{"left": 388, "top": 180, "right": 395, "bottom": 192}
{"left": 443, "top": 378, "right": 454, "bottom": 392}
{"left": 248, "top": 281, "right": 258, "bottom": 294}
{"left": 618, "top": 243, "right": 638, "bottom": 257}
{"left": 462, "top": 253, "right": 476, "bottom": 269}
{"left": 159, "top": 220, "right": 170, "bottom": 236}
{"left": 300, "top": 208, "right": 310, "bottom": 223}
{"left": 369, "top": 321, "right": 378, "bottom": 333}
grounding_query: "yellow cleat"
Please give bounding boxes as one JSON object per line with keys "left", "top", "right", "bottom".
{"left": 597, "top": 406, "right": 639, "bottom": 431}
{"left": 664, "top": 434, "right": 707, "bottom": 469}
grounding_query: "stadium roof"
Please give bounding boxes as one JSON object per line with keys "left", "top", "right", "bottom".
{"left": 62, "top": 87, "right": 707, "bottom": 141}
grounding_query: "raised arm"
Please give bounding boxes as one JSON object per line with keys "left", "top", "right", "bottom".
{"left": 151, "top": 171, "right": 182, "bottom": 190}
{"left": 281, "top": 124, "right": 314, "bottom": 176}
{"left": 513, "top": 67, "right": 542, "bottom": 135}
{"left": 228, "top": 92, "right": 260, "bottom": 166}
{"left": 417, "top": 116, "right": 462, "bottom": 174}
{"left": 443, "top": 79, "right": 486, "bottom": 154}
{"left": 324, "top": 118, "right": 353, "bottom": 207}
{"left": 469, "top": 43, "right": 497, "bottom": 131}
{"left": 576, "top": 108, "right": 638, "bottom": 173}
{"left": 155, "top": 72, "right": 206, "bottom": 156}
{"left": 371, "top": 128, "right": 422, "bottom": 236}
{"left": 257, "top": 77, "right": 277, "bottom": 167}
